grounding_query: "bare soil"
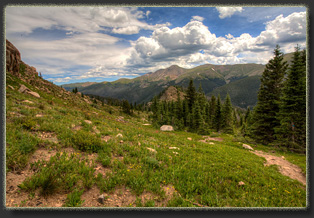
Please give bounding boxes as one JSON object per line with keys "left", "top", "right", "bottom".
{"left": 251, "top": 150, "right": 306, "bottom": 186}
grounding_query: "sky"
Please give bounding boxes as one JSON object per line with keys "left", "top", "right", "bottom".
{"left": 5, "top": 6, "right": 307, "bottom": 85}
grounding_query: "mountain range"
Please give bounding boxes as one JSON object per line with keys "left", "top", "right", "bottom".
{"left": 62, "top": 54, "right": 293, "bottom": 109}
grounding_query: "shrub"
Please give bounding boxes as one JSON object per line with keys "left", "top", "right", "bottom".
{"left": 64, "top": 188, "right": 85, "bottom": 207}
{"left": 71, "top": 130, "right": 103, "bottom": 153}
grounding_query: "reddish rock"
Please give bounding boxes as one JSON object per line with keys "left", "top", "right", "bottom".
{"left": 6, "top": 40, "right": 21, "bottom": 75}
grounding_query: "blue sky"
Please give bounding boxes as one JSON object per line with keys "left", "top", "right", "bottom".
{"left": 6, "top": 6, "right": 307, "bottom": 85}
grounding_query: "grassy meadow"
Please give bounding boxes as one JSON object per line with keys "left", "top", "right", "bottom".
{"left": 5, "top": 72, "right": 307, "bottom": 208}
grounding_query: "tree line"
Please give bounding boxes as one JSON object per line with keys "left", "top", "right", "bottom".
{"left": 149, "top": 45, "right": 306, "bottom": 153}
{"left": 150, "top": 80, "right": 242, "bottom": 134}
{"left": 247, "top": 45, "right": 306, "bottom": 153}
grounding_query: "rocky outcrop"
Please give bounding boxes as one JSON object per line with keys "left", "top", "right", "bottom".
{"left": 18, "top": 84, "right": 40, "bottom": 98}
{"left": 160, "top": 125, "right": 174, "bottom": 131}
{"left": 6, "top": 39, "right": 21, "bottom": 76}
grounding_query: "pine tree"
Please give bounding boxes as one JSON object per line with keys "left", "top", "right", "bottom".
{"left": 214, "top": 95, "right": 223, "bottom": 132}
{"left": 222, "top": 93, "right": 233, "bottom": 133}
{"left": 186, "top": 79, "right": 197, "bottom": 112}
{"left": 209, "top": 95, "right": 216, "bottom": 129}
{"left": 275, "top": 46, "right": 306, "bottom": 152}
{"left": 250, "top": 45, "right": 288, "bottom": 144}
{"left": 122, "top": 99, "right": 132, "bottom": 115}
{"left": 193, "top": 100, "right": 203, "bottom": 131}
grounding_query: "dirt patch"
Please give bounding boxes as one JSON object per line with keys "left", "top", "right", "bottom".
{"left": 101, "top": 135, "right": 111, "bottom": 142}
{"left": 36, "top": 131, "right": 59, "bottom": 144}
{"left": 30, "top": 148, "right": 58, "bottom": 163}
{"left": 202, "top": 136, "right": 223, "bottom": 142}
{"left": 251, "top": 150, "right": 306, "bottom": 186}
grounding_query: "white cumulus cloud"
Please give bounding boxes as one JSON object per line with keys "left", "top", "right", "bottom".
{"left": 216, "top": 7, "right": 243, "bottom": 19}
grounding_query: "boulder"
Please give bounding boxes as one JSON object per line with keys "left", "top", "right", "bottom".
{"left": 146, "top": 147, "right": 157, "bottom": 153}
{"left": 18, "top": 84, "right": 30, "bottom": 93}
{"left": 160, "top": 125, "right": 174, "bottom": 131}
{"left": 28, "top": 91, "right": 40, "bottom": 98}
{"left": 84, "top": 120, "right": 92, "bottom": 125}
{"left": 116, "top": 133, "right": 123, "bottom": 138}
{"left": 242, "top": 144, "right": 254, "bottom": 150}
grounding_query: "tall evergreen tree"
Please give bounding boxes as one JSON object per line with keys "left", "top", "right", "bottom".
{"left": 275, "top": 46, "right": 306, "bottom": 152}
{"left": 222, "top": 93, "right": 233, "bottom": 132}
{"left": 209, "top": 95, "right": 216, "bottom": 129}
{"left": 250, "top": 45, "right": 288, "bottom": 144}
{"left": 214, "top": 95, "right": 223, "bottom": 132}
{"left": 186, "top": 79, "right": 197, "bottom": 112}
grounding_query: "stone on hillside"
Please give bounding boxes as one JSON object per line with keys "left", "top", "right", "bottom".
{"left": 209, "top": 142, "right": 215, "bottom": 145}
{"left": 169, "top": 147, "right": 180, "bottom": 150}
{"left": 22, "top": 100, "right": 34, "bottom": 104}
{"left": 93, "top": 126, "right": 100, "bottom": 134}
{"left": 160, "top": 125, "right": 174, "bottom": 131}
{"left": 143, "top": 123, "right": 151, "bottom": 126}
{"left": 187, "top": 137, "right": 192, "bottom": 140}
{"left": 18, "top": 84, "right": 30, "bottom": 93}
{"left": 28, "top": 91, "right": 40, "bottom": 98}
{"left": 84, "top": 120, "right": 92, "bottom": 125}
{"left": 242, "top": 144, "right": 254, "bottom": 150}
{"left": 35, "top": 114, "right": 44, "bottom": 117}
{"left": 146, "top": 147, "right": 157, "bottom": 153}
{"left": 98, "top": 194, "right": 106, "bottom": 204}
{"left": 116, "top": 133, "right": 123, "bottom": 138}
{"left": 238, "top": 181, "right": 245, "bottom": 186}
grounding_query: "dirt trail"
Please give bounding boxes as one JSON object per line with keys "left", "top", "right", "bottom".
{"left": 251, "top": 150, "right": 306, "bottom": 186}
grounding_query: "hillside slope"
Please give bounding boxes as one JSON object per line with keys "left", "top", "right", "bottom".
{"left": 72, "top": 63, "right": 265, "bottom": 107}
{"left": 5, "top": 41, "right": 305, "bottom": 208}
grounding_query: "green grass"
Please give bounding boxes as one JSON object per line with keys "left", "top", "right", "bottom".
{"left": 6, "top": 72, "right": 307, "bottom": 207}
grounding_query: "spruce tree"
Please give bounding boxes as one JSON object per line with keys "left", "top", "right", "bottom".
{"left": 275, "top": 46, "right": 306, "bottom": 152}
{"left": 250, "top": 45, "right": 288, "bottom": 144}
{"left": 222, "top": 93, "right": 233, "bottom": 132}
{"left": 209, "top": 95, "right": 216, "bottom": 129}
{"left": 186, "top": 79, "right": 197, "bottom": 112}
{"left": 214, "top": 95, "right": 223, "bottom": 132}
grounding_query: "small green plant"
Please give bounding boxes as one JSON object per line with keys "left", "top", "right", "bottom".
{"left": 71, "top": 130, "right": 103, "bottom": 153}
{"left": 64, "top": 188, "right": 85, "bottom": 207}
{"left": 18, "top": 152, "right": 95, "bottom": 196}
{"left": 144, "top": 157, "right": 160, "bottom": 169}
{"left": 97, "top": 151, "right": 111, "bottom": 167}
{"left": 144, "top": 199, "right": 155, "bottom": 207}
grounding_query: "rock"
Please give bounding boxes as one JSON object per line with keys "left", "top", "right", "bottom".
{"left": 116, "top": 133, "right": 123, "bottom": 138}
{"left": 160, "top": 125, "right": 174, "bottom": 131}
{"left": 93, "top": 126, "right": 100, "bottom": 134}
{"left": 18, "top": 84, "right": 30, "bottom": 93}
{"left": 209, "top": 142, "right": 215, "bottom": 145}
{"left": 22, "top": 100, "right": 34, "bottom": 104}
{"left": 28, "top": 91, "right": 40, "bottom": 98}
{"left": 84, "top": 120, "right": 92, "bottom": 125}
{"left": 187, "top": 137, "right": 192, "bottom": 140}
{"left": 238, "top": 181, "right": 245, "bottom": 186}
{"left": 169, "top": 147, "right": 180, "bottom": 150}
{"left": 120, "top": 140, "right": 123, "bottom": 144}
{"left": 6, "top": 39, "right": 21, "bottom": 75}
{"left": 242, "top": 144, "right": 254, "bottom": 150}
{"left": 35, "top": 114, "right": 44, "bottom": 117}
{"left": 143, "top": 124, "right": 151, "bottom": 126}
{"left": 98, "top": 194, "right": 106, "bottom": 204}
{"left": 146, "top": 147, "right": 157, "bottom": 153}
